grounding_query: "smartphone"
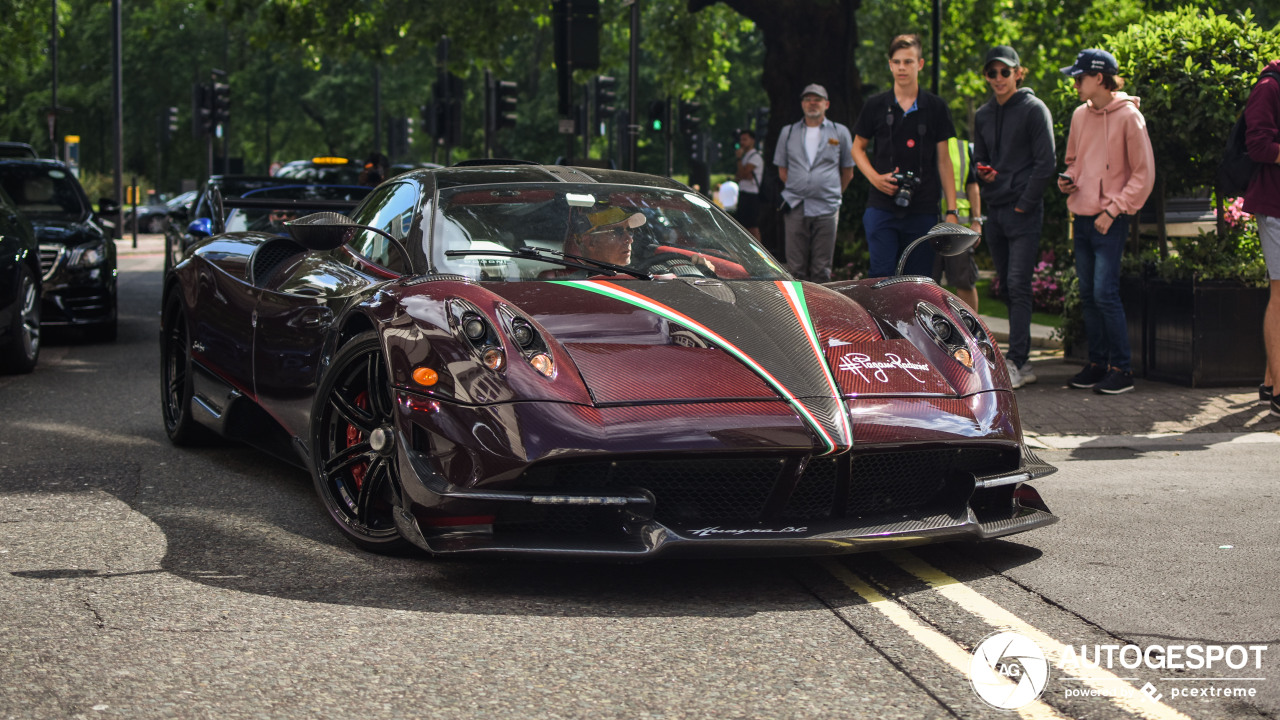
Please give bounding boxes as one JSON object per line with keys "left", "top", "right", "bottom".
{"left": 1058, "top": 172, "right": 1074, "bottom": 183}
{"left": 976, "top": 163, "right": 994, "bottom": 173}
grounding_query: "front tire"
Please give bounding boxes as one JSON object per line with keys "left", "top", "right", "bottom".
{"left": 310, "top": 330, "right": 412, "bottom": 554}
{"left": 0, "top": 264, "right": 40, "bottom": 374}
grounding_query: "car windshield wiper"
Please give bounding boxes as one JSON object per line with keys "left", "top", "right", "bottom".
{"left": 444, "top": 246, "right": 652, "bottom": 280}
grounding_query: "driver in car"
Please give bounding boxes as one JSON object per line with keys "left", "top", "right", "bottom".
{"left": 566, "top": 206, "right": 716, "bottom": 277}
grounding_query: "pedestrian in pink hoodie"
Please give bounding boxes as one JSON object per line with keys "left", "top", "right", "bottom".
{"left": 1057, "top": 49, "right": 1155, "bottom": 396}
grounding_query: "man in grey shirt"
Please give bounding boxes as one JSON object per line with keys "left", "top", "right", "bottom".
{"left": 774, "top": 83, "right": 855, "bottom": 281}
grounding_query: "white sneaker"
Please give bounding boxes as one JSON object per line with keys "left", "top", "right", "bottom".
{"left": 1018, "top": 362, "right": 1038, "bottom": 386}
{"left": 1005, "top": 358, "right": 1025, "bottom": 389}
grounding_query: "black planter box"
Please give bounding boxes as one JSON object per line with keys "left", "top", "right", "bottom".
{"left": 1144, "top": 279, "right": 1268, "bottom": 387}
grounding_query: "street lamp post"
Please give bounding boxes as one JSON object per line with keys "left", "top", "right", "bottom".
{"left": 50, "top": 0, "right": 58, "bottom": 159}
{"left": 626, "top": 0, "right": 639, "bottom": 171}
{"left": 111, "top": 0, "right": 124, "bottom": 241}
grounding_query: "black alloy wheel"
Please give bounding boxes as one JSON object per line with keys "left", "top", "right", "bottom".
{"left": 145, "top": 215, "right": 166, "bottom": 234}
{"left": 0, "top": 264, "right": 40, "bottom": 374}
{"left": 310, "top": 330, "right": 412, "bottom": 554}
{"left": 159, "top": 294, "right": 206, "bottom": 444}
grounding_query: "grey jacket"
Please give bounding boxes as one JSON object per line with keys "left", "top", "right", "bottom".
{"left": 973, "top": 87, "right": 1056, "bottom": 210}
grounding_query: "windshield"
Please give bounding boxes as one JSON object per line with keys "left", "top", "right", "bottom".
{"left": 431, "top": 183, "right": 789, "bottom": 282}
{"left": 0, "top": 164, "right": 87, "bottom": 220}
{"left": 224, "top": 184, "right": 370, "bottom": 234}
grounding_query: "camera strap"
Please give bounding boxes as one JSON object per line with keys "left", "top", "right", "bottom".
{"left": 884, "top": 94, "right": 929, "bottom": 175}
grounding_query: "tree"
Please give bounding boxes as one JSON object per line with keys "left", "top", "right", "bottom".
{"left": 1104, "top": 8, "right": 1280, "bottom": 251}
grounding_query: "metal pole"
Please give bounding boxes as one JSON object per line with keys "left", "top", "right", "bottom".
{"left": 931, "top": 0, "right": 940, "bottom": 95}
{"left": 582, "top": 83, "right": 590, "bottom": 159}
{"left": 51, "top": 0, "right": 59, "bottom": 159}
{"left": 130, "top": 174, "right": 138, "bottom": 248}
{"left": 111, "top": 0, "right": 124, "bottom": 241}
{"left": 627, "top": 0, "right": 639, "bottom": 171}
{"left": 664, "top": 96, "right": 673, "bottom": 177}
{"left": 374, "top": 64, "right": 382, "bottom": 154}
{"left": 484, "top": 69, "right": 493, "bottom": 159}
{"left": 564, "top": 3, "right": 574, "bottom": 163}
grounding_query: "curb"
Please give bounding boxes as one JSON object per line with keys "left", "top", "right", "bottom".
{"left": 1026, "top": 431, "right": 1280, "bottom": 450}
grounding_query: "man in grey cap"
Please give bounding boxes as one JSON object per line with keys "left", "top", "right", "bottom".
{"left": 973, "top": 44, "right": 1056, "bottom": 389}
{"left": 773, "top": 83, "right": 854, "bottom": 281}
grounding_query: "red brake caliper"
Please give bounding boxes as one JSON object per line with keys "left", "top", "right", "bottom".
{"left": 345, "top": 391, "right": 370, "bottom": 490}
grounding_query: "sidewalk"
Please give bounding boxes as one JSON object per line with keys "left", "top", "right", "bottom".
{"left": 119, "top": 235, "right": 1279, "bottom": 442}
{"left": 978, "top": 306, "right": 1279, "bottom": 442}
{"left": 115, "top": 233, "right": 167, "bottom": 256}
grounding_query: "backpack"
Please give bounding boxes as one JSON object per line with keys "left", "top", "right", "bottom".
{"left": 1218, "top": 69, "right": 1280, "bottom": 197}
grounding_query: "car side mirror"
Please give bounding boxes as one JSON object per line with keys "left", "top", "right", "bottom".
{"left": 98, "top": 198, "right": 120, "bottom": 215}
{"left": 896, "top": 222, "right": 980, "bottom": 276}
{"left": 187, "top": 217, "right": 213, "bottom": 239}
{"left": 284, "top": 212, "right": 358, "bottom": 251}
{"left": 285, "top": 212, "right": 414, "bottom": 272}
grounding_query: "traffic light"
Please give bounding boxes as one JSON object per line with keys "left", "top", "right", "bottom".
{"left": 430, "top": 73, "right": 464, "bottom": 147}
{"left": 211, "top": 70, "right": 230, "bottom": 127}
{"left": 592, "top": 75, "right": 616, "bottom": 129}
{"left": 161, "top": 105, "right": 179, "bottom": 145}
{"left": 755, "top": 105, "right": 770, "bottom": 135}
{"left": 679, "top": 100, "right": 702, "bottom": 136}
{"left": 648, "top": 100, "right": 666, "bottom": 132}
{"left": 553, "top": 0, "right": 601, "bottom": 116}
{"left": 494, "top": 79, "right": 518, "bottom": 131}
{"left": 191, "top": 83, "right": 213, "bottom": 138}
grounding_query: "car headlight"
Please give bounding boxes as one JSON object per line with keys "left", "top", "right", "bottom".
{"left": 68, "top": 245, "right": 105, "bottom": 268}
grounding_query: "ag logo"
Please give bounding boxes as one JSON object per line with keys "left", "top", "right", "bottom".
{"left": 969, "top": 631, "right": 1051, "bottom": 709}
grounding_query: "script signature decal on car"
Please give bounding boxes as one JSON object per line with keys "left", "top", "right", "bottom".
{"left": 838, "top": 352, "right": 930, "bottom": 384}
{"left": 688, "top": 526, "right": 809, "bottom": 537}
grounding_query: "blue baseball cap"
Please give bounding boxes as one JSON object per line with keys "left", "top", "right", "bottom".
{"left": 1061, "top": 49, "right": 1119, "bottom": 77}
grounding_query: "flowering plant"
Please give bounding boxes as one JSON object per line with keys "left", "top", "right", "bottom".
{"left": 1138, "top": 197, "right": 1267, "bottom": 285}
{"left": 989, "top": 251, "right": 1069, "bottom": 314}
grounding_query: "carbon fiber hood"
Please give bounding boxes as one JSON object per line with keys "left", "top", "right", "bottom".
{"left": 486, "top": 278, "right": 958, "bottom": 455}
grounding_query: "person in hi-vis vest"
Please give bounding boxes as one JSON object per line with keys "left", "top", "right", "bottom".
{"left": 932, "top": 136, "right": 982, "bottom": 311}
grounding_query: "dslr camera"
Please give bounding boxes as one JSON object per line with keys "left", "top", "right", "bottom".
{"left": 891, "top": 171, "right": 920, "bottom": 208}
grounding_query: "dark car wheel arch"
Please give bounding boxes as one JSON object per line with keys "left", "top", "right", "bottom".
{"left": 309, "top": 329, "right": 414, "bottom": 554}
{"left": 0, "top": 263, "right": 41, "bottom": 374}
{"left": 159, "top": 293, "right": 210, "bottom": 444}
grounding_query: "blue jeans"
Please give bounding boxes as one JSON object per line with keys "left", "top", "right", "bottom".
{"left": 1073, "top": 213, "right": 1130, "bottom": 371}
{"left": 864, "top": 207, "right": 937, "bottom": 278}
{"left": 985, "top": 204, "right": 1043, "bottom": 367}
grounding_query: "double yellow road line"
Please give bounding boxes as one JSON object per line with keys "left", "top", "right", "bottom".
{"left": 821, "top": 551, "right": 1194, "bottom": 720}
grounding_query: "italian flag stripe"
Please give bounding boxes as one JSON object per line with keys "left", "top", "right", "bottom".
{"left": 550, "top": 279, "right": 840, "bottom": 455}
{"left": 775, "top": 281, "right": 853, "bottom": 447}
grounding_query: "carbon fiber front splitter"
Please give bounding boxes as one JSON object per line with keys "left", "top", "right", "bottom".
{"left": 391, "top": 445, "right": 1057, "bottom": 560}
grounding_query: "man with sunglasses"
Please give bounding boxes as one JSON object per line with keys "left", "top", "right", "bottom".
{"left": 973, "top": 45, "right": 1056, "bottom": 389}
{"left": 559, "top": 207, "right": 715, "bottom": 278}
{"left": 267, "top": 208, "right": 298, "bottom": 234}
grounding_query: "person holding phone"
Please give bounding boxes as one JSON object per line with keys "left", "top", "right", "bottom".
{"left": 972, "top": 45, "right": 1056, "bottom": 389}
{"left": 1058, "top": 48, "right": 1155, "bottom": 395}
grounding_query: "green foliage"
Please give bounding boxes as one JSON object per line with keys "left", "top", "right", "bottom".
{"left": 1103, "top": 8, "right": 1280, "bottom": 195}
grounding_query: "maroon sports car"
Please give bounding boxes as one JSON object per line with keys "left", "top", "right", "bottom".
{"left": 159, "top": 162, "right": 1055, "bottom": 559}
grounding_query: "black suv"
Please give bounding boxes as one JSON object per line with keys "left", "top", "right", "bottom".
{"left": 0, "top": 159, "right": 118, "bottom": 341}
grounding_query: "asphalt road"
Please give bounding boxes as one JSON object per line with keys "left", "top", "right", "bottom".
{"left": 1, "top": 252, "right": 1277, "bottom": 719}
